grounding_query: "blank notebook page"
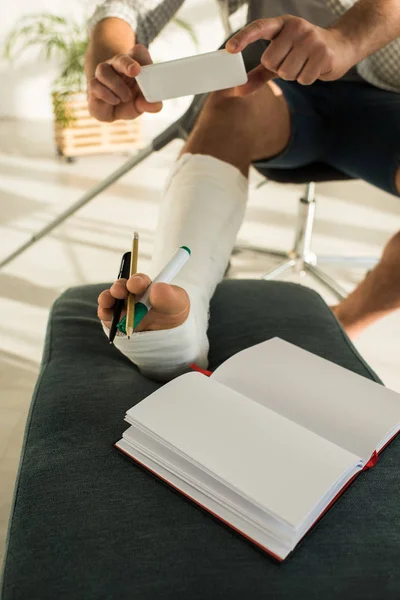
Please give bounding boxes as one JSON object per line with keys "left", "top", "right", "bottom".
{"left": 212, "top": 338, "right": 400, "bottom": 460}
{"left": 127, "top": 372, "right": 359, "bottom": 528}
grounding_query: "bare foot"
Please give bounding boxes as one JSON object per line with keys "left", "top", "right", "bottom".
{"left": 98, "top": 273, "right": 208, "bottom": 381}
{"left": 98, "top": 273, "right": 190, "bottom": 333}
{"left": 332, "top": 231, "right": 400, "bottom": 338}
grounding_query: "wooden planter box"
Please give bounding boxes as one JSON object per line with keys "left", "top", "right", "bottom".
{"left": 53, "top": 92, "right": 142, "bottom": 161}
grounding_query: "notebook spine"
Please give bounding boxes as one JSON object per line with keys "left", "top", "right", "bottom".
{"left": 363, "top": 450, "right": 379, "bottom": 471}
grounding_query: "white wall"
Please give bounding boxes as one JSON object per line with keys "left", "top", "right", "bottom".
{"left": 0, "top": 0, "right": 238, "bottom": 121}
{"left": 0, "top": 1, "right": 96, "bottom": 120}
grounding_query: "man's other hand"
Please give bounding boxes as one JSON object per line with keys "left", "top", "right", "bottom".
{"left": 88, "top": 44, "right": 163, "bottom": 122}
{"left": 226, "top": 16, "right": 356, "bottom": 96}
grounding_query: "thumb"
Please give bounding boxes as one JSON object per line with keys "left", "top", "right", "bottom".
{"left": 232, "top": 64, "right": 275, "bottom": 97}
{"left": 130, "top": 44, "right": 153, "bottom": 66}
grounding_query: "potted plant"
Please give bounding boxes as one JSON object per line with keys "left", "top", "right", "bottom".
{"left": 4, "top": 12, "right": 197, "bottom": 162}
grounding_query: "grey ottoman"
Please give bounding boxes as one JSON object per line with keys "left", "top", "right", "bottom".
{"left": 1, "top": 280, "right": 399, "bottom": 600}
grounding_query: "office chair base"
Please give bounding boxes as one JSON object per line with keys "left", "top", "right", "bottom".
{"left": 235, "top": 182, "right": 380, "bottom": 301}
{"left": 234, "top": 243, "right": 380, "bottom": 300}
{"left": 263, "top": 256, "right": 348, "bottom": 300}
{"left": 233, "top": 247, "right": 345, "bottom": 299}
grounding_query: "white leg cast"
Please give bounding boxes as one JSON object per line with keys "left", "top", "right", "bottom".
{"left": 112, "top": 153, "right": 248, "bottom": 381}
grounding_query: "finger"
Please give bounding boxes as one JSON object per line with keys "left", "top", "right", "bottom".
{"left": 148, "top": 283, "right": 189, "bottom": 315}
{"left": 277, "top": 48, "right": 309, "bottom": 81}
{"left": 87, "top": 95, "right": 115, "bottom": 122}
{"left": 114, "top": 97, "right": 143, "bottom": 120}
{"left": 134, "top": 95, "right": 163, "bottom": 114}
{"left": 297, "top": 57, "right": 322, "bottom": 85}
{"left": 108, "top": 52, "right": 141, "bottom": 77}
{"left": 130, "top": 44, "right": 153, "bottom": 66}
{"left": 88, "top": 78, "right": 120, "bottom": 105}
{"left": 313, "top": 49, "right": 335, "bottom": 82}
{"left": 98, "top": 289, "right": 116, "bottom": 309}
{"left": 126, "top": 273, "right": 152, "bottom": 295}
{"left": 129, "top": 46, "right": 164, "bottom": 114}
{"left": 95, "top": 63, "right": 132, "bottom": 102}
{"left": 297, "top": 44, "right": 332, "bottom": 85}
{"left": 226, "top": 18, "right": 284, "bottom": 53}
{"left": 261, "top": 35, "right": 293, "bottom": 72}
{"left": 97, "top": 305, "right": 114, "bottom": 322}
{"left": 110, "top": 278, "right": 129, "bottom": 300}
{"left": 233, "top": 64, "right": 275, "bottom": 97}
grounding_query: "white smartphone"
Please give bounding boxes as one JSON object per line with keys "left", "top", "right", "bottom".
{"left": 136, "top": 49, "right": 248, "bottom": 102}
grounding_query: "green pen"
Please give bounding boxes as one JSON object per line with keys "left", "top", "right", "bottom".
{"left": 118, "top": 245, "right": 191, "bottom": 334}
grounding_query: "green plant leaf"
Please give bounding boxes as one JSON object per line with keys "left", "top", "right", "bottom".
{"left": 172, "top": 18, "right": 199, "bottom": 49}
{"left": 53, "top": 90, "right": 76, "bottom": 127}
{"left": 3, "top": 11, "right": 89, "bottom": 93}
{"left": 4, "top": 11, "right": 198, "bottom": 98}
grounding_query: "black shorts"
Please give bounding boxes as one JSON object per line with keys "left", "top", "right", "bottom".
{"left": 254, "top": 79, "right": 400, "bottom": 196}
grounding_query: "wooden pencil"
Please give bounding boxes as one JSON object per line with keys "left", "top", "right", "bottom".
{"left": 126, "top": 231, "right": 139, "bottom": 338}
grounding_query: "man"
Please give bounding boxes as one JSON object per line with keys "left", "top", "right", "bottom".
{"left": 88, "top": 1, "right": 400, "bottom": 381}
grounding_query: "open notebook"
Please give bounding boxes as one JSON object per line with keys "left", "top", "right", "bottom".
{"left": 116, "top": 338, "right": 400, "bottom": 561}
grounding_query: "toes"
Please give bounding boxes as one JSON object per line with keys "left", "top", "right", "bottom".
{"left": 110, "top": 278, "right": 129, "bottom": 299}
{"left": 98, "top": 289, "right": 115, "bottom": 309}
{"left": 149, "top": 283, "right": 189, "bottom": 315}
{"left": 98, "top": 306, "right": 114, "bottom": 322}
{"left": 127, "top": 273, "right": 152, "bottom": 295}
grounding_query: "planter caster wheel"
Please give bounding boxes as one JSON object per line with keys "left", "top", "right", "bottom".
{"left": 56, "top": 146, "right": 63, "bottom": 157}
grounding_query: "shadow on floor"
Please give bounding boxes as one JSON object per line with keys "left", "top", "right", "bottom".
{"left": 245, "top": 204, "right": 392, "bottom": 249}
{"left": 0, "top": 273, "right": 59, "bottom": 308}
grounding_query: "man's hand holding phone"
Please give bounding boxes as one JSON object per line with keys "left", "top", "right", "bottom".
{"left": 87, "top": 44, "right": 163, "bottom": 122}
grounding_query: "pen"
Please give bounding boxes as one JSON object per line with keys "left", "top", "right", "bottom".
{"left": 126, "top": 232, "right": 140, "bottom": 339}
{"left": 109, "top": 251, "right": 131, "bottom": 344}
{"left": 117, "top": 246, "right": 191, "bottom": 334}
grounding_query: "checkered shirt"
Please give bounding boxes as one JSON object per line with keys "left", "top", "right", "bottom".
{"left": 88, "top": 0, "right": 400, "bottom": 93}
